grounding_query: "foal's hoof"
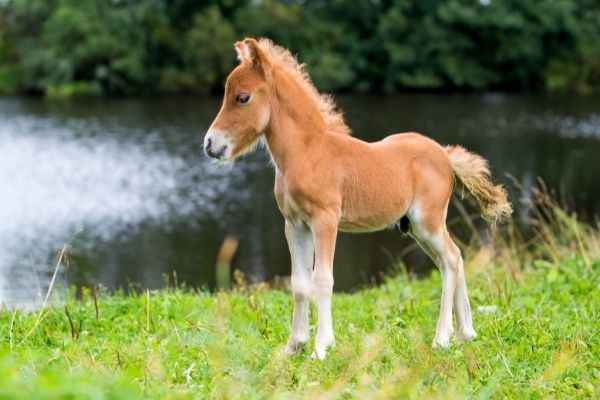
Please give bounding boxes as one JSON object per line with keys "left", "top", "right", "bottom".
{"left": 457, "top": 328, "right": 477, "bottom": 342}
{"left": 284, "top": 340, "right": 307, "bottom": 356}
{"left": 432, "top": 336, "right": 452, "bottom": 349}
{"left": 311, "top": 339, "right": 335, "bottom": 360}
{"left": 310, "top": 347, "right": 327, "bottom": 360}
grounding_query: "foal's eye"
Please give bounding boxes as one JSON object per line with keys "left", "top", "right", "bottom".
{"left": 235, "top": 93, "right": 251, "bottom": 105}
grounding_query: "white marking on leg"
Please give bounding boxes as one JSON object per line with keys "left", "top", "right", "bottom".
{"left": 408, "top": 207, "right": 458, "bottom": 349}
{"left": 312, "top": 267, "right": 334, "bottom": 360}
{"left": 431, "top": 233, "right": 461, "bottom": 348}
{"left": 433, "top": 250, "right": 457, "bottom": 348}
{"left": 284, "top": 221, "right": 314, "bottom": 355}
{"left": 454, "top": 256, "right": 477, "bottom": 341}
{"left": 310, "top": 218, "right": 337, "bottom": 360}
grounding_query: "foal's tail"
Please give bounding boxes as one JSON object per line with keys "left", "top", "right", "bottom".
{"left": 445, "top": 145, "right": 513, "bottom": 226}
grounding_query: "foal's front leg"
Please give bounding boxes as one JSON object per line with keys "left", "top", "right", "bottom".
{"left": 310, "top": 214, "right": 338, "bottom": 360}
{"left": 284, "top": 221, "right": 314, "bottom": 355}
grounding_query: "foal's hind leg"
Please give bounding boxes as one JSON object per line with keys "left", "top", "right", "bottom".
{"left": 408, "top": 205, "right": 463, "bottom": 348}
{"left": 284, "top": 220, "right": 314, "bottom": 355}
{"left": 454, "top": 257, "right": 476, "bottom": 341}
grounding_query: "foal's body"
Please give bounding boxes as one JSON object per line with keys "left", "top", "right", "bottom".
{"left": 204, "top": 38, "right": 512, "bottom": 359}
{"left": 274, "top": 132, "right": 453, "bottom": 234}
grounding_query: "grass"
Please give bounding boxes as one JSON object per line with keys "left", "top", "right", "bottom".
{"left": 0, "top": 191, "right": 599, "bottom": 399}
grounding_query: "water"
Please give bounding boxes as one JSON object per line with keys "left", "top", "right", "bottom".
{"left": 1, "top": 94, "right": 599, "bottom": 308}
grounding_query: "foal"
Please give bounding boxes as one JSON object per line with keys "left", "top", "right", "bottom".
{"left": 204, "top": 38, "right": 512, "bottom": 359}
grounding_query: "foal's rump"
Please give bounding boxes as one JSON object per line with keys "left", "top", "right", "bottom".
{"left": 377, "top": 132, "right": 456, "bottom": 197}
{"left": 367, "top": 132, "right": 511, "bottom": 227}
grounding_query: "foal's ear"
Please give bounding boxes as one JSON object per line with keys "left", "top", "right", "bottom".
{"left": 234, "top": 41, "right": 249, "bottom": 62}
{"left": 236, "top": 38, "right": 272, "bottom": 78}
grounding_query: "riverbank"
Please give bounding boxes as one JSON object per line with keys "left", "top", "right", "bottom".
{"left": 0, "top": 198, "right": 598, "bottom": 399}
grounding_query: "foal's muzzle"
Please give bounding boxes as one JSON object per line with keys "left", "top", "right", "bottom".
{"left": 203, "top": 130, "right": 231, "bottom": 160}
{"left": 204, "top": 140, "right": 227, "bottom": 159}
{"left": 204, "top": 138, "right": 221, "bottom": 159}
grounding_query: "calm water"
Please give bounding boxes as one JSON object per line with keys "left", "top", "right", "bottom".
{"left": 1, "top": 94, "right": 599, "bottom": 308}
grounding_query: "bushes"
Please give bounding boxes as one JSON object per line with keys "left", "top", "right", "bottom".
{"left": 0, "top": 0, "right": 599, "bottom": 97}
{"left": 184, "top": 6, "right": 237, "bottom": 94}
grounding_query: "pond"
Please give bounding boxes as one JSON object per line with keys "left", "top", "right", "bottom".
{"left": 1, "top": 94, "right": 599, "bottom": 308}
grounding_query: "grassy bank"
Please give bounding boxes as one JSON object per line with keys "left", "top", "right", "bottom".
{"left": 0, "top": 197, "right": 599, "bottom": 399}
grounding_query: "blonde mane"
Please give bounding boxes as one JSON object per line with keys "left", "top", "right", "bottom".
{"left": 257, "top": 38, "right": 351, "bottom": 136}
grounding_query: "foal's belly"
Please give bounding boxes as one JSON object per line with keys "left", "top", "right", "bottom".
{"left": 338, "top": 212, "right": 405, "bottom": 233}
{"left": 338, "top": 197, "right": 409, "bottom": 233}
{"left": 338, "top": 220, "right": 395, "bottom": 233}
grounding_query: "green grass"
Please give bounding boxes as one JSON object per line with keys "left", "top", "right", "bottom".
{"left": 0, "top": 196, "right": 599, "bottom": 399}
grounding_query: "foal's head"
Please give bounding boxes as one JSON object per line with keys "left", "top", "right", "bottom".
{"left": 204, "top": 38, "right": 272, "bottom": 162}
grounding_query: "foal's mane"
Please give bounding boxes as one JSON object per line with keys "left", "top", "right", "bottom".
{"left": 257, "top": 38, "right": 351, "bottom": 136}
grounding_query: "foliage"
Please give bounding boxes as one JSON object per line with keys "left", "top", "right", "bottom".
{"left": 0, "top": 193, "right": 599, "bottom": 398}
{"left": 0, "top": 0, "right": 599, "bottom": 97}
{"left": 184, "top": 6, "right": 237, "bottom": 94}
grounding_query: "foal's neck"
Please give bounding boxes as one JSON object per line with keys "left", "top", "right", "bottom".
{"left": 264, "top": 112, "right": 312, "bottom": 172}
{"left": 264, "top": 99, "right": 328, "bottom": 173}
{"left": 263, "top": 68, "right": 333, "bottom": 172}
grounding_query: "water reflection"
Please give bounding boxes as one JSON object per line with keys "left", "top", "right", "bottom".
{"left": 0, "top": 94, "right": 599, "bottom": 308}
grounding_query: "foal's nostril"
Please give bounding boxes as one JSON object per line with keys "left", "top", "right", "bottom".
{"left": 204, "top": 137, "right": 224, "bottom": 159}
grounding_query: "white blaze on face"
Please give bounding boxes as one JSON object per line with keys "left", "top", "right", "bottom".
{"left": 203, "top": 128, "right": 233, "bottom": 161}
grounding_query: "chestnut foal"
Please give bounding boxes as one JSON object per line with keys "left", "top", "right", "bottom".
{"left": 204, "top": 38, "right": 512, "bottom": 359}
